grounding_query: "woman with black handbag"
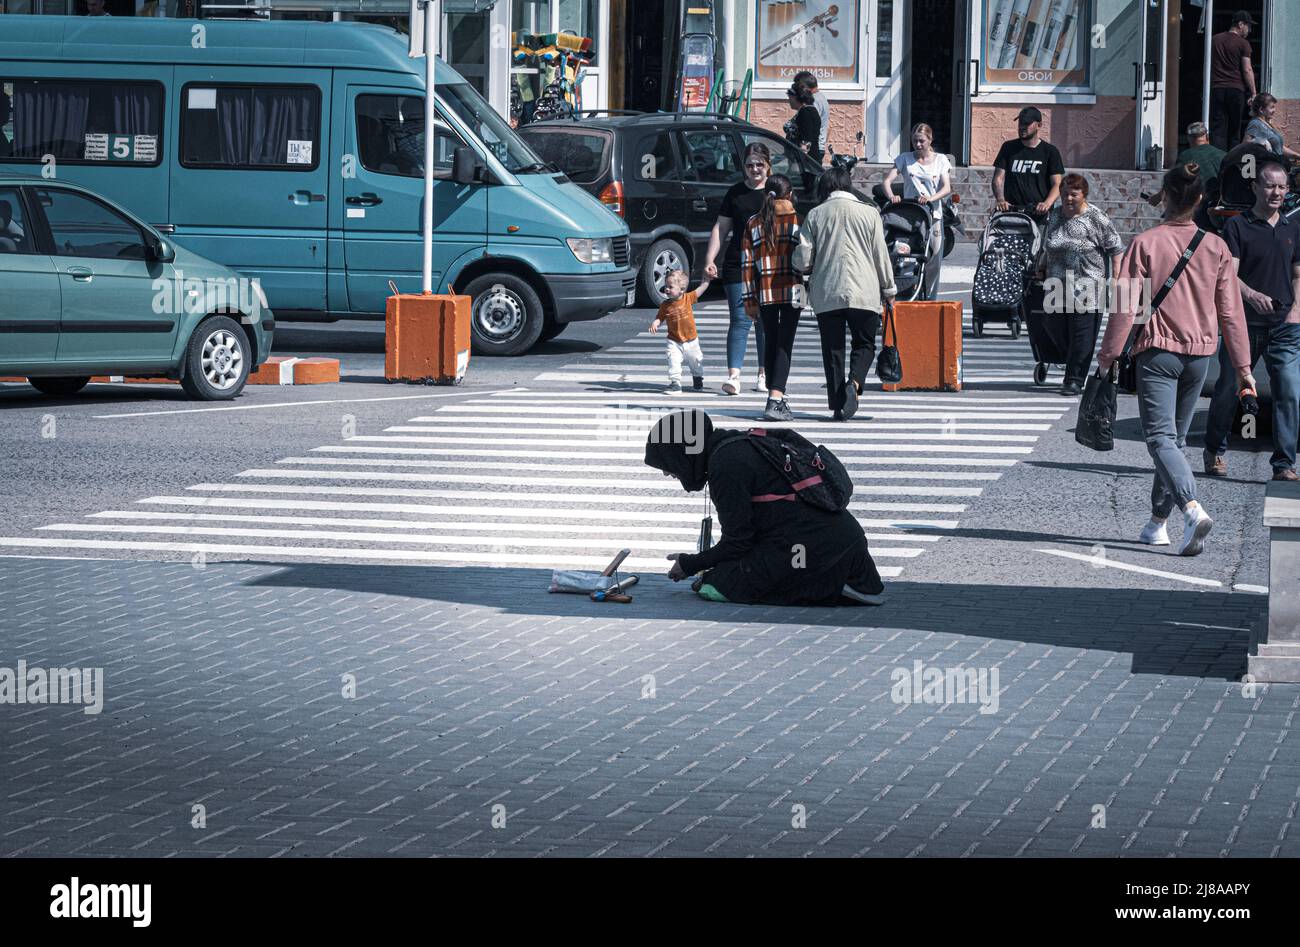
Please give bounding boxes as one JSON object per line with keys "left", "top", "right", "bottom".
{"left": 792, "top": 166, "right": 898, "bottom": 421}
{"left": 1096, "top": 164, "right": 1256, "bottom": 557}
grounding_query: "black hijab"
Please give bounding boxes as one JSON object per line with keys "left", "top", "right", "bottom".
{"left": 644, "top": 409, "right": 716, "bottom": 492}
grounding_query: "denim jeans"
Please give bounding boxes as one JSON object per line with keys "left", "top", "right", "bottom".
{"left": 724, "top": 282, "right": 765, "bottom": 374}
{"left": 1204, "top": 321, "right": 1300, "bottom": 472}
{"left": 1137, "top": 349, "right": 1212, "bottom": 519}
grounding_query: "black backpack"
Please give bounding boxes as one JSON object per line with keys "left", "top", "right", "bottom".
{"left": 714, "top": 428, "right": 853, "bottom": 512}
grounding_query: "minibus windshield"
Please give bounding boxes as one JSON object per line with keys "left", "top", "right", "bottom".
{"left": 438, "top": 81, "right": 546, "bottom": 174}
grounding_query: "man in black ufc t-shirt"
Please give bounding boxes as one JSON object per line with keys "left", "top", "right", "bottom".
{"left": 992, "top": 107, "right": 1065, "bottom": 221}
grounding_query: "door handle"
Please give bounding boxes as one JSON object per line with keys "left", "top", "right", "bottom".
{"left": 346, "top": 192, "right": 383, "bottom": 206}
{"left": 67, "top": 266, "right": 93, "bottom": 282}
{"left": 1143, "top": 62, "right": 1159, "bottom": 102}
{"left": 289, "top": 190, "right": 326, "bottom": 204}
{"left": 1132, "top": 62, "right": 1142, "bottom": 100}
{"left": 692, "top": 198, "right": 708, "bottom": 211}
{"left": 970, "top": 59, "right": 981, "bottom": 97}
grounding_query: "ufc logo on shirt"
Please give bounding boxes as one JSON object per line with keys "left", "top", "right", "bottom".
{"left": 1012, "top": 159, "right": 1043, "bottom": 174}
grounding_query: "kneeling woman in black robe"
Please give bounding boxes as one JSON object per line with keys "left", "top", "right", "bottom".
{"left": 644, "top": 409, "right": 885, "bottom": 606}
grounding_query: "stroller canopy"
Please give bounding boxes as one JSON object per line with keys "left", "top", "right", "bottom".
{"left": 980, "top": 211, "right": 1042, "bottom": 255}
{"left": 880, "top": 200, "right": 933, "bottom": 256}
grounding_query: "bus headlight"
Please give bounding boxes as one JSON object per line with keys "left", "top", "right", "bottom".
{"left": 566, "top": 237, "right": 613, "bottom": 264}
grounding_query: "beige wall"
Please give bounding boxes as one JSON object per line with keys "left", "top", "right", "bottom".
{"left": 971, "top": 97, "right": 1136, "bottom": 170}
{"left": 748, "top": 99, "right": 864, "bottom": 164}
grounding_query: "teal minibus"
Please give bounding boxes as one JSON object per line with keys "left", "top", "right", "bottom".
{"left": 0, "top": 17, "right": 633, "bottom": 355}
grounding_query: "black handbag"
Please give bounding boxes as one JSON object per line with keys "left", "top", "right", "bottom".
{"left": 1116, "top": 229, "right": 1205, "bottom": 393}
{"left": 1076, "top": 364, "right": 1120, "bottom": 451}
{"left": 876, "top": 300, "right": 903, "bottom": 384}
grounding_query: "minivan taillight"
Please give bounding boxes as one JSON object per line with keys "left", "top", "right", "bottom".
{"left": 599, "top": 180, "right": 625, "bottom": 217}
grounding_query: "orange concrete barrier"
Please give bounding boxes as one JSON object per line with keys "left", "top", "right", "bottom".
{"left": 385, "top": 293, "right": 472, "bottom": 385}
{"left": 882, "top": 300, "right": 963, "bottom": 392}
{"left": 4, "top": 356, "right": 340, "bottom": 388}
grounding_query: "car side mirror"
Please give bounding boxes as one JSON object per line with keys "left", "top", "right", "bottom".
{"left": 452, "top": 146, "right": 485, "bottom": 185}
{"left": 146, "top": 232, "right": 175, "bottom": 263}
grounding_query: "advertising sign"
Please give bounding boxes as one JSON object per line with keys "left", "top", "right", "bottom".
{"left": 756, "top": 0, "right": 859, "bottom": 83}
{"left": 983, "top": 0, "right": 1089, "bottom": 89}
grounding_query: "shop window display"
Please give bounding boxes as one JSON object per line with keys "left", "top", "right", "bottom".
{"left": 510, "top": 0, "right": 598, "bottom": 126}
{"left": 982, "top": 0, "right": 1090, "bottom": 90}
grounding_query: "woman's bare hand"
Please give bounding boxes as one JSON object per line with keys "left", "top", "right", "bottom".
{"left": 666, "top": 554, "right": 687, "bottom": 582}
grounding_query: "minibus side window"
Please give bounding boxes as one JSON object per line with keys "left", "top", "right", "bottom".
{"left": 181, "top": 84, "right": 321, "bottom": 170}
{"left": 0, "top": 79, "right": 163, "bottom": 166}
{"left": 354, "top": 94, "right": 469, "bottom": 179}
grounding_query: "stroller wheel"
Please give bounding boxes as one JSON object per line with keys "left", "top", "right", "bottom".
{"left": 1010, "top": 319, "right": 1023, "bottom": 339}
{"left": 972, "top": 319, "right": 983, "bottom": 338}
{"left": 1033, "top": 363, "right": 1048, "bottom": 386}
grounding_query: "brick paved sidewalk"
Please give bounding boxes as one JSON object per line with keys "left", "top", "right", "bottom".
{"left": 0, "top": 557, "right": 1293, "bottom": 858}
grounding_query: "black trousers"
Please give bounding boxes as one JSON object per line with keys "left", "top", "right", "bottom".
{"left": 759, "top": 303, "right": 801, "bottom": 394}
{"left": 1209, "top": 87, "right": 1247, "bottom": 151}
{"left": 1063, "top": 311, "right": 1103, "bottom": 386}
{"left": 815, "top": 308, "right": 880, "bottom": 411}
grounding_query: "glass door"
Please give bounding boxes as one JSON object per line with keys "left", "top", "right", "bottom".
{"left": 444, "top": 10, "right": 491, "bottom": 97}
{"left": 1134, "top": 0, "right": 1167, "bottom": 170}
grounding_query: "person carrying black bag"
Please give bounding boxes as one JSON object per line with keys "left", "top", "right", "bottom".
{"left": 1095, "top": 164, "right": 1255, "bottom": 557}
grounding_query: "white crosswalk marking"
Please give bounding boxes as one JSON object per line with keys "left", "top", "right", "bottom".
{"left": 0, "top": 291, "right": 1074, "bottom": 578}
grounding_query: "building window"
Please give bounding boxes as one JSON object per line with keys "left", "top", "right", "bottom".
{"left": 180, "top": 85, "right": 320, "bottom": 170}
{"left": 0, "top": 79, "right": 163, "bottom": 165}
{"left": 981, "top": 0, "right": 1091, "bottom": 91}
{"left": 756, "top": 0, "right": 861, "bottom": 84}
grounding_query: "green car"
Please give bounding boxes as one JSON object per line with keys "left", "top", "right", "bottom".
{"left": 0, "top": 177, "right": 272, "bottom": 400}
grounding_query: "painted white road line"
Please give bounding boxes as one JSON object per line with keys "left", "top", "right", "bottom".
{"left": 346, "top": 436, "right": 1034, "bottom": 453}
{"left": 382, "top": 426, "right": 1042, "bottom": 443}
{"left": 1232, "top": 583, "right": 1268, "bottom": 594}
{"left": 417, "top": 416, "right": 1053, "bottom": 431}
{"left": 436, "top": 404, "right": 1066, "bottom": 418}
{"left": 482, "top": 391, "right": 1070, "bottom": 404}
{"left": 187, "top": 482, "right": 970, "bottom": 512}
{"left": 90, "top": 510, "right": 944, "bottom": 543}
{"left": 91, "top": 388, "right": 509, "bottom": 420}
{"left": 311, "top": 445, "right": 1020, "bottom": 465}
{"left": 234, "top": 468, "right": 985, "bottom": 497}
{"left": 276, "top": 458, "right": 1004, "bottom": 481}
{"left": 1035, "top": 548, "right": 1224, "bottom": 588}
{"left": 138, "top": 495, "right": 962, "bottom": 530}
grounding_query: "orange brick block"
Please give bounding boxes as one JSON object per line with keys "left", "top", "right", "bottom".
{"left": 291, "top": 357, "right": 340, "bottom": 384}
{"left": 247, "top": 356, "right": 293, "bottom": 385}
{"left": 882, "top": 300, "right": 963, "bottom": 392}
{"left": 385, "top": 293, "right": 472, "bottom": 384}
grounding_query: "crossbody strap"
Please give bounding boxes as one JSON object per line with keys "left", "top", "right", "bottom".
{"left": 1124, "top": 228, "right": 1205, "bottom": 356}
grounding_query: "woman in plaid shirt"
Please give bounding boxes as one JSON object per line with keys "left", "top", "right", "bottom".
{"left": 741, "top": 175, "right": 803, "bottom": 421}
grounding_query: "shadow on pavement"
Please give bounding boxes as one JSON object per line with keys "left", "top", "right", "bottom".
{"left": 245, "top": 564, "right": 1261, "bottom": 680}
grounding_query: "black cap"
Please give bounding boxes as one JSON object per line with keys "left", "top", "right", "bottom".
{"left": 1231, "top": 10, "right": 1255, "bottom": 26}
{"left": 1018, "top": 107, "right": 1043, "bottom": 124}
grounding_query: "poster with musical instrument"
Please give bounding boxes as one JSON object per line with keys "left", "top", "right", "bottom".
{"left": 983, "top": 0, "right": 1088, "bottom": 88}
{"left": 756, "top": 0, "right": 860, "bottom": 82}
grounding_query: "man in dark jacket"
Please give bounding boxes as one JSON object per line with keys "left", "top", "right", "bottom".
{"left": 644, "top": 409, "right": 885, "bottom": 605}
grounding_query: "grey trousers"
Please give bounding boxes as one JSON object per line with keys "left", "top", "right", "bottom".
{"left": 920, "top": 219, "right": 944, "bottom": 301}
{"left": 1136, "top": 349, "right": 1212, "bottom": 519}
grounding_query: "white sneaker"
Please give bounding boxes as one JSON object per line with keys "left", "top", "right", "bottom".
{"left": 1138, "top": 520, "right": 1170, "bottom": 545}
{"left": 1178, "top": 505, "right": 1214, "bottom": 557}
{"left": 721, "top": 376, "right": 740, "bottom": 396}
{"left": 754, "top": 371, "right": 766, "bottom": 392}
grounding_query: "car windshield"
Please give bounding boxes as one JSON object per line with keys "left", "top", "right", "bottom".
{"left": 517, "top": 130, "right": 609, "bottom": 183}
{"left": 438, "top": 81, "right": 543, "bottom": 173}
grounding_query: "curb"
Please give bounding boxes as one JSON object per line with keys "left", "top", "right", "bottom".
{"left": 2, "top": 356, "right": 340, "bottom": 388}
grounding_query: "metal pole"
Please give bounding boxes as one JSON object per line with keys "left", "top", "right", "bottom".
{"left": 1202, "top": 0, "right": 1213, "bottom": 126}
{"left": 422, "top": 0, "right": 439, "bottom": 295}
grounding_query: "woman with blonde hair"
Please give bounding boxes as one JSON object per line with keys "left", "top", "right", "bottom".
{"left": 881, "top": 123, "right": 952, "bottom": 300}
{"left": 1096, "top": 164, "right": 1255, "bottom": 556}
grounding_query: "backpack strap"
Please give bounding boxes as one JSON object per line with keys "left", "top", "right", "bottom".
{"left": 752, "top": 474, "right": 825, "bottom": 503}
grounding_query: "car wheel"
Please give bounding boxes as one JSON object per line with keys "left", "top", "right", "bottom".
{"left": 28, "top": 376, "right": 90, "bottom": 397}
{"left": 466, "top": 273, "right": 544, "bottom": 356}
{"left": 180, "top": 315, "right": 250, "bottom": 401}
{"left": 639, "top": 239, "right": 688, "bottom": 307}
{"left": 538, "top": 320, "right": 568, "bottom": 343}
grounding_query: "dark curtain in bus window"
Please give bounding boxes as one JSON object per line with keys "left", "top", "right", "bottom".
{"left": 11, "top": 81, "right": 90, "bottom": 159}
{"left": 215, "top": 89, "right": 250, "bottom": 166}
{"left": 252, "top": 88, "right": 317, "bottom": 166}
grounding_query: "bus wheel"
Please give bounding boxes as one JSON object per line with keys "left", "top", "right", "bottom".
{"left": 466, "top": 273, "right": 544, "bottom": 356}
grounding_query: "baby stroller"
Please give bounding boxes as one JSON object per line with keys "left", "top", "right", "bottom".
{"left": 879, "top": 200, "right": 934, "bottom": 302}
{"left": 971, "top": 210, "right": 1042, "bottom": 338}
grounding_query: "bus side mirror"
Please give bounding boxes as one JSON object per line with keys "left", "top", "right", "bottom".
{"left": 452, "top": 147, "right": 484, "bottom": 184}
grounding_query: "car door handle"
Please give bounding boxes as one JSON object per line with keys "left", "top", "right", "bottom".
{"left": 67, "top": 266, "right": 93, "bottom": 282}
{"left": 346, "top": 193, "right": 383, "bottom": 206}
{"left": 289, "top": 190, "right": 326, "bottom": 204}
{"left": 692, "top": 198, "right": 708, "bottom": 211}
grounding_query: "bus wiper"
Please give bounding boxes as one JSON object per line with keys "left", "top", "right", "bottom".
{"left": 515, "top": 162, "right": 560, "bottom": 174}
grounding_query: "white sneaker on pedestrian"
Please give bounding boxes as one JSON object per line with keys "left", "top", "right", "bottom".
{"left": 754, "top": 370, "right": 766, "bottom": 392}
{"left": 1138, "top": 520, "right": 1169, "bottom": 546}
{"left": 1178, "top": 505, "right": 1213, "bottom": 557}
{"left": 721, "top": 376, "right": 740, "bottom": 396}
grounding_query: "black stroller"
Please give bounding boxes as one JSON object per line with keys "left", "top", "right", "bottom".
{"left": 879, "top": 200, "right": 935, "bottom": 302}
{"left": 971, "top": 210, "right": 1042, "bottom": 338}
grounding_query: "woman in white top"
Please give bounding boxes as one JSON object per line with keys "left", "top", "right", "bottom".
{"left": 882, "top": 124, "right": 953, "bottom": 301}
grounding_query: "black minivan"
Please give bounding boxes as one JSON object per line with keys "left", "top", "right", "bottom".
{"left": 519, "top": 113, "right": 822, "bottom": 306}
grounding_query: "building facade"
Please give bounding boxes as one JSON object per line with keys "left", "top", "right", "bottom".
{"left": 3, "top": 0, "right": 1295, "bottom": 170}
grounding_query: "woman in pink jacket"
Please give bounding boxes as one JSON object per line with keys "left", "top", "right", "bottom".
{"left": 1097, "top": 164, "right": 1256, "bottom": 557}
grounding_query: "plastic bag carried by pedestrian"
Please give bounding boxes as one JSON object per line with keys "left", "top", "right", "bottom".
{"left": 1076, "top": 366, "right": 1119, "bottom": 451}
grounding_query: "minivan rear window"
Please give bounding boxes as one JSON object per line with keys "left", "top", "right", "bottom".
{"left": 518, "top": 130, "right": 609, "bottom": 184}
{"left": 0, "top": 79, "right": 163, "bottom": 166}
{"left": 180, "top": 84, "right": 321, "bottom": 171}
